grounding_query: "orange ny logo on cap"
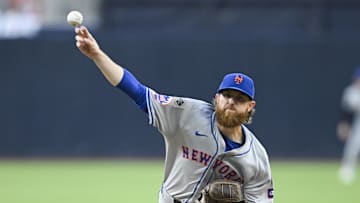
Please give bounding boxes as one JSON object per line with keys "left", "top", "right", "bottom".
{"left": 234, "top": 74, "right": 243, "bottom": 84}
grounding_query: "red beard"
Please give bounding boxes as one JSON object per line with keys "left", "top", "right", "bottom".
{"left": 215, "top": 106, "right": 248, "bottom": 128}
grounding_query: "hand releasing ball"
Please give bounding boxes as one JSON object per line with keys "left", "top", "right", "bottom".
{"left": 67, "top": 10, "right": 83, "bottom": 27}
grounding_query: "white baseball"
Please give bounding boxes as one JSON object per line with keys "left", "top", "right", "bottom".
{"left": 67, "top": 10, "right": 83, "bottom": 27}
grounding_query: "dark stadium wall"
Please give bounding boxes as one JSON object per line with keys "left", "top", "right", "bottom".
{"left": 0, "top": 34, "right": 356, "bottom": 158}
{"left": 2, "top": 0, "right": 360, "bottom": 158}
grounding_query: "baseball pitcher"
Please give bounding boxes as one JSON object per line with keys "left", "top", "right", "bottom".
{"left": 74, "top": 26, "right": 274, "bottom": 203}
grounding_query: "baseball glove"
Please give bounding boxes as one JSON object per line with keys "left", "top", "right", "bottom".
{"left": 198, "top": 179, "right": 244, "bottom": 203}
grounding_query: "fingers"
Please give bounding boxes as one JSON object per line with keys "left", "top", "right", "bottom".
{"left": 75, "top": 35, "right": 89, "bottom": 48}
{"left": 74, "top": 25, "right": 100, "bottom": 58}
{"left": 75, "top": 25, "right": 94, "bottom": 44}
{"left": 75, "top": 26, "right": 88, "bottom": 44}
{"left": 75, "top": 35, "right": 81, "bottom": 41}
{"left": 75, "top": 26, "right": 81, "bottom": 35}
{"left": 75, "top": 26, "right": 90, "bottom": 37}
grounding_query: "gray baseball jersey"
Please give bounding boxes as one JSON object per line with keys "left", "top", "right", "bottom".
{"left": 145, "top": 88, "right": 274, "bottom": 203}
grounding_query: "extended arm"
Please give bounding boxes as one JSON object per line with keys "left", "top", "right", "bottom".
{"left": 75, "top": 26, "right": 147, "bottom": 111}
{"left": 75, "top": 26, "right": 123, "bottom": 86}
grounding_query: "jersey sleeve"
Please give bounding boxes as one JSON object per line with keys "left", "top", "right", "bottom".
{"left": 145, "top": 88, "right": 189, "bottom": 135}
{"left": 116, "top": 69, "right": 204, "bottom": 136}
{"left": 116, "top": 69, "right": 148, "bottom": 112}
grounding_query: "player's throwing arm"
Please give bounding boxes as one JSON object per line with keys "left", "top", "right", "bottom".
{"left": 68, "top": 11, "right": 124, "bottom": 86}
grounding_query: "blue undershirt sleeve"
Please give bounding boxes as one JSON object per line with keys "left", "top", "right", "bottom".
{"left": 116, "top": 69, "right": 148, "bottom": 112}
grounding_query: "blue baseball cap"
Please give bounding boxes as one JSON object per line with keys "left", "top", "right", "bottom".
{"left": 217, "top": 73, "right": 255, "bottom": 100}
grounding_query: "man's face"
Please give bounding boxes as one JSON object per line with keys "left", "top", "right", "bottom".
{"left": 215, "top": 89, "right": 256, "bottom": 128}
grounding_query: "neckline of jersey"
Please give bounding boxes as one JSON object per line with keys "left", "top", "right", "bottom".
{"left": 221, "top": 126, "right": 246, "bottom": 151}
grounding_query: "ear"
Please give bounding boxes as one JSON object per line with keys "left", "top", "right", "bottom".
{"left": 214, "top": 93, "right": 220, "bottom": 105}
{"left": 248, "top": 101, "right": 256, "bottom": 111}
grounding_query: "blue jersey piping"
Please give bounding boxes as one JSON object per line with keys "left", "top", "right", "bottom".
{"left": 234, "top": 137, "right": 253, "bottom": 156}
{"left": 185, "top": 112, "right": 219, "bottom": 203}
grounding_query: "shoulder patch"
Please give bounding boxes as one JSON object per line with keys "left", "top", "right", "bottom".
{"left": 154, "top": 93, "right": 173, "bottom": 105}
{"left": 175, "top": 98, "right": 184, "bottom": 106}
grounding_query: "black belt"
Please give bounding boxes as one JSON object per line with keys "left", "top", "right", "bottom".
{"left": 173, "top": 200, "right": 181, "bottom": 203}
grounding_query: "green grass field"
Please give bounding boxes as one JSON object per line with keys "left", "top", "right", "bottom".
{"left": 0, "top": 160, "right": 359, "bottom": 203}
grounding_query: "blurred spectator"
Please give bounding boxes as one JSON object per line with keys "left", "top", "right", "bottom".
{"left": 40, "top": 0, "right": 100, "bottom": 28}
{"left": 0, "top": 0, "right": 41, "bottom": 39}
{"left": 337, "top": 67, "right": 360, "bottom": 184}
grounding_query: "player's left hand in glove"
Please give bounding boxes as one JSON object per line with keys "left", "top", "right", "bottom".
{"left": 196, "top": 179, "right": 244, "bottom": 203}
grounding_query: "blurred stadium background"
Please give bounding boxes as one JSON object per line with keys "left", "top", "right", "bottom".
{"left": 1, "top": 0, "right": 360, "bottom": 202}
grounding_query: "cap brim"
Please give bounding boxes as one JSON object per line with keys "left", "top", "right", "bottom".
{"left": 217, "top": 87, "right": 253, "bottom": 100}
